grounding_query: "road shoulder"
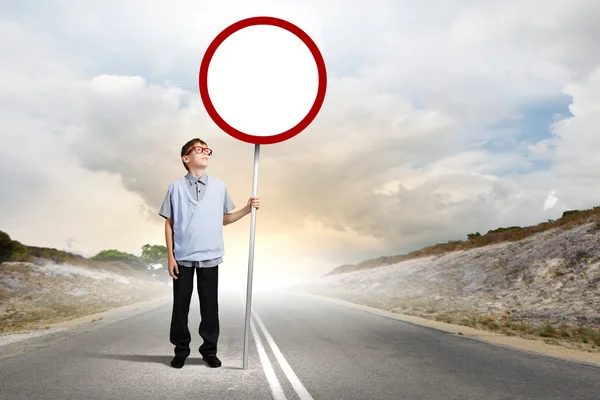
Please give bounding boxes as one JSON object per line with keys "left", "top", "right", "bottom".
{"left": 0, "top": 295, "right": 171, "bottom": 352}
{"left": 291, "top": 291, "right": 600, "bottom": 368}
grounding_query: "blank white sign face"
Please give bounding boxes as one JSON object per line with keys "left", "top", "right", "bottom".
{"left": 206, "top": 25, "right": 320, "bottom": 137}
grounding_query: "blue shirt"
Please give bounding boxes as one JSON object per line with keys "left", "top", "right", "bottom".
{"left": 159, "top": 173, "right": 236, "bottom": 267}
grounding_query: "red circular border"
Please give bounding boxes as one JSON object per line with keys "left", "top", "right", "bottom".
{"left": 199, "top": 16, "right": 327, "bottom": 145}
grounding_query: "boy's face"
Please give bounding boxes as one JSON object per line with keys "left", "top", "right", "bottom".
{"left": 183, "top": 143, "right": 211, "bottom": 170}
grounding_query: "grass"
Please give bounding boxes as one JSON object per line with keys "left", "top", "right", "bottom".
{"left": 1, "top": 303, "right": 115, "bottom": 333}
{"left": 415, "top": 309, "right": 600, "bottom": 351}
{"left": 0, "top": 293, "right": 165, "bottom": 334}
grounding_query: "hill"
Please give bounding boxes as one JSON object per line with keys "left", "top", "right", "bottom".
{"left": 298, "top": 206, "right": 600, "bottom": 353}
{"left": 0, "top": 232, "right": 170, "bottom": 334}
{"left": 324, "top": 207, "right": 600, "bottom": 276}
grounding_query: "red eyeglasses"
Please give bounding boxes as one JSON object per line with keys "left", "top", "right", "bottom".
{"left": 186, "top": 146, "right": 213, "bottom": 156}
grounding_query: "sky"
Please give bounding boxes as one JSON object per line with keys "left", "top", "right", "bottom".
{"left": 1, "top": 0, "right": 600, "bottom": 290}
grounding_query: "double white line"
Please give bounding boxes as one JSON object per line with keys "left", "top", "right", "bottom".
{"left": 247, "top": 304, "right": 314, "bottom": 400}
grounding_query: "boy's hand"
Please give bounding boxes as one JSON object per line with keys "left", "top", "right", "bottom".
{"left": 167, "top": 256, "right": 179, "bottom": 280}
{"left": 246, "top": 197, "right": 260, "bottom": 212}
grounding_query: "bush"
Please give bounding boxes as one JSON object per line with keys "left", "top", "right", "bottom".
{"left": 487, "top": 226, "right": 521, "bottom": 234}
{"left": 467, "top": 232, "right": 481, "bottom": 240}
{"left": 91, "top": 249, "right": 145, "bottom": 270}
{"left": 0, "top": 230, "right": 13, "bottom": 262}
{"left": 10, "top": 241, "right": 32, "bottom": 262}
{"left": 26, "top": 246, "right": 68, "bottom": 263}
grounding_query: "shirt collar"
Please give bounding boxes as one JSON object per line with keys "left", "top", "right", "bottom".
{"left": 185, "top": 172, "right": 207, "bottom": 185}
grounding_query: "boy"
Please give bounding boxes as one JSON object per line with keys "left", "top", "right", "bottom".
{"left": 158, "top": 138, "right": 259, "bottom": 369}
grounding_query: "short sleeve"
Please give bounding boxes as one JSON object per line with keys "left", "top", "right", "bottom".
{"left": 158, "top": 186, "right": 173, "bottom": 220}
{"left": 223, "top": 187, "right": 235, "bottom": 215}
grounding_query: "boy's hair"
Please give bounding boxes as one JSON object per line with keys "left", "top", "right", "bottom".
{"left": 181, "top": 138, "right": 208, "bottom": 171}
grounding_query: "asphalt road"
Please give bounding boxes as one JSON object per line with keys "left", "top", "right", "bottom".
{"left": 1, "top": 290, "right": 599, "bottom": 399}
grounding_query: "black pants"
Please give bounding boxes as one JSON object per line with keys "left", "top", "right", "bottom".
{"left": 170, "top": 264, "right": 219, "bottom": 358}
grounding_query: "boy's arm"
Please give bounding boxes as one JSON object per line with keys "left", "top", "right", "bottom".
{"left": 222, "top": 187, "right": 241, "bottom": 226}
{"left": 158, "top": 186, "right": 176, "bottom": 260}
{"left": 223, "top": 208, "right": 250, "bottom": 225}
{"left": 223, "top": 196, "right": 259, "bottom": 225}
{"left": 165, "top": 218, "right": 175, "bottom": 259}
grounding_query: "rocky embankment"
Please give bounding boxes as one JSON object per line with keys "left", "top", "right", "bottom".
{"left": 297, "top": 222, "right": 600, "bottom": 352}
{"left": 0, "top": 257, "right": 170, "bottom": 334}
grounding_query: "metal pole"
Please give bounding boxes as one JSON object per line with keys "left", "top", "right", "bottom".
{"left": 243, "top": 143, "right": 260, "bottom": 369}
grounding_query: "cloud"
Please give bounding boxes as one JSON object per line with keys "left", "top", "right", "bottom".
{"left": 449, "top": 0, "right": 600, "bottom": 77}
{"left": 543, "top": 66, "right": 600, "bottom": 183}
{"left": 0, "top": 102, "right": 160, "bottom": 258}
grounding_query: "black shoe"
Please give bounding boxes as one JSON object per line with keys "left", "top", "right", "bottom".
{"left": 203, "top": 354, "right": 222, "bottom": 368}
{"left": 171, "top": 355, "right": 186, "bottom": 368}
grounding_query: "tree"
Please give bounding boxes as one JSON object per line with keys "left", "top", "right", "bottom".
{"left": 140, "top": 244, "right": 168, "bottom": 270}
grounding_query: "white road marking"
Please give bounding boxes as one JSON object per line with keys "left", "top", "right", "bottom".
{"left": 250, "top": 316, "right": 288, "bottom": 400}
{"left": 252, "top": 308, "right": 315, "bottom": 400}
